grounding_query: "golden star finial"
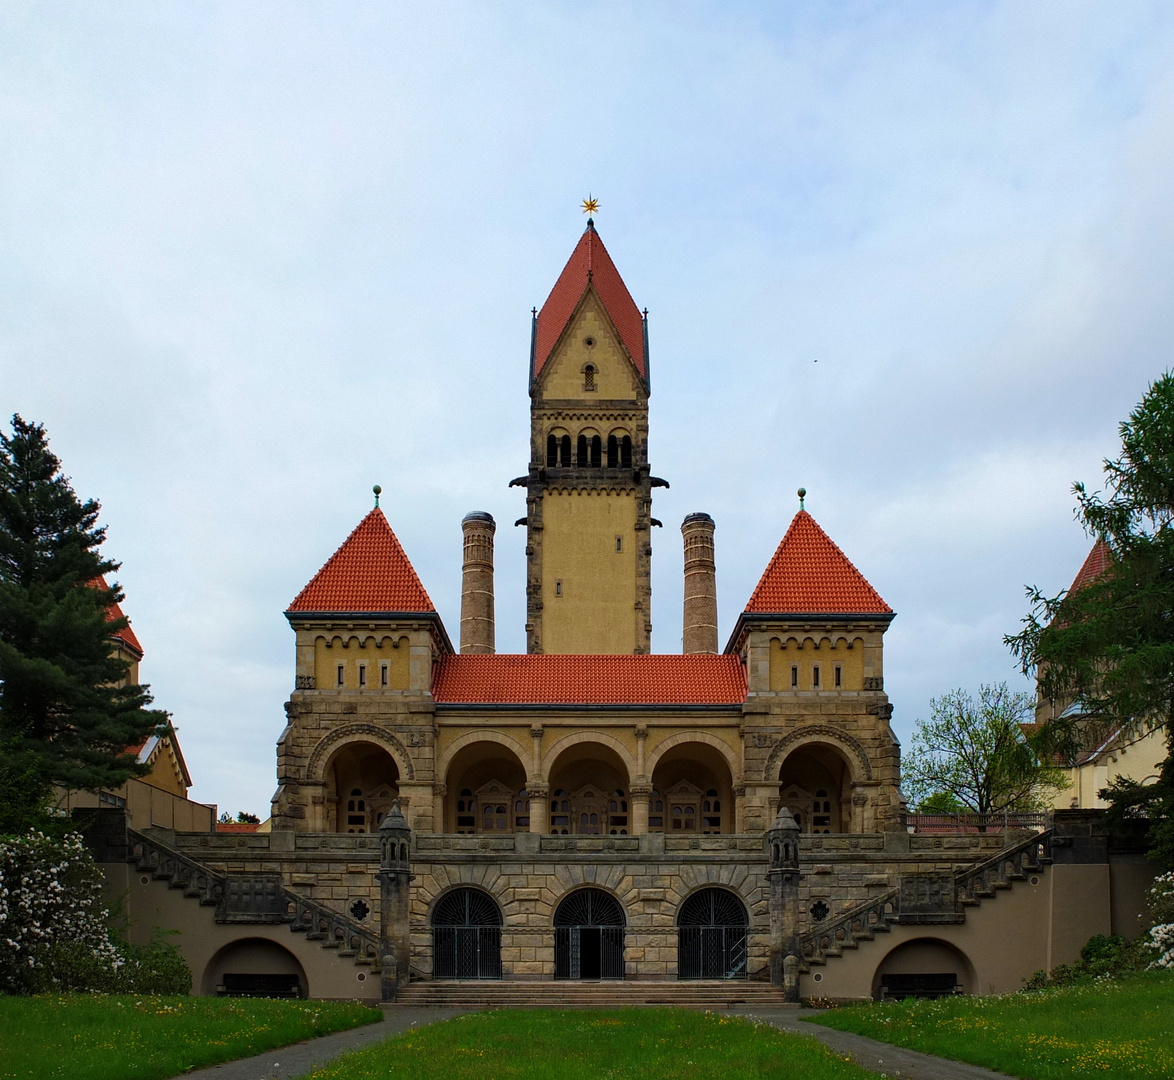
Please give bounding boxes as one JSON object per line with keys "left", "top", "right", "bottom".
{"left": 581, "top": 195, "right": 600, "bottom": 218}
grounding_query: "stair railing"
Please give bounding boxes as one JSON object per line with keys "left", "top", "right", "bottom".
{"left": 799, "top": 887, "right": 898, "bottom": 966}
{"left": 954, "top": 828, "right": 1053, "bottom": 907}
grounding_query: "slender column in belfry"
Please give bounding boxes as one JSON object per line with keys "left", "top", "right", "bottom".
{"left": 460, "top": 512, "right": 496, "bottom": 654}
{"left": 681, "top": 512, "right": 718, "bottom": 654}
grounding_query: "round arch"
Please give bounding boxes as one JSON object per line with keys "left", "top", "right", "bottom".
{"left": 200, "top": 937, "right": 308, "bottom": 998}
{"left": 436, "top": 731, "right": 532, "bottom": 780}
{"left": 431, "top": 886, "right": 503, "bottom": 980}
{"left": 762, "top": 725, "right": 872, "bottom": 784}
{"left": 541, "top": 731, "right": 637, "bottom": 779}
{"left": 646, "top": 732, "right": 742, "bottom": 781}
{"left": 441, "top": 737, "right": 530, "bottom": 835}
{"left": 306, "top": 724, "right": 414, "bottom": 783}
{"left": 552, "top": 886, "right": 626, "bottom": 981}
{"left": 871, "top": 937, "right": 976, "bottom": 999}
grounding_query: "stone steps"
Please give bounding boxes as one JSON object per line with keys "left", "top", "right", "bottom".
{"left": 394, "top": 980, "right": 791, "bottom": 1009}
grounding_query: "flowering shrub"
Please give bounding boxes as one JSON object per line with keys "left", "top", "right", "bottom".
{"left": 1143, "top": 871, "right": 1174, "bottom": 970}
{"left": 0, "top": 831, "right": 190, "bottom": 994}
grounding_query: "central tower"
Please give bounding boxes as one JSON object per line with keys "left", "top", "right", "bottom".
{"left": 517, "top": 221, "right": 660, "bottom": 654}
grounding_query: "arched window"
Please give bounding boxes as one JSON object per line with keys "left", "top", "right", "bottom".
{"left": 621, "top": 435, "right": 632, "bottom": 468}
{"left": 560, "top": 435, "right": 572, "bottom": 466}
{"left": 547, "top": 434, "right": 558, "bottom": 466}
{"left": 554, "top": 889, "right": 625, "bottom": 980}
{"left": 583, "top": 364, "right": 596, "bottom": 391}
{"left": 456, "top": 788, "right": 477, "bottom": 834}
{"left": 577, "top": 434, "right": 589, "bottom": 466}
{"left": 607, "top": 434, "right": 619, "bottom": 467}
{"left": 589, "top": 435, "right": 602, "bottom": 467}
{"left": 432, "top": 888, "right": 502, "bottom": 979}
{"left": 678, "top": 888, "right": 748, "bottom": 980}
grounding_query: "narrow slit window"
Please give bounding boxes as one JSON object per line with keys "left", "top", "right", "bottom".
{"left": 615, "top": 535, "right": 623, "bottom": 553}
{"left": 555, "top": 579, "right": 563, "bottom": 597}
{"left": 358, "top": 664, "right": 367, "bottom": 687}
{"left": 336, "top": 664, "right": 345, "bottom": 687}
{"left": 835, "top": 665, "right": 842, "bottom": 687}
{"left": 381, "top": 662, "right": 389, "bottom": 687}
{"left": 791, "top": 665, "right": 798, "bottom": 688}
{"left": 813, "top": 666, "right": 821, "bottom": 688}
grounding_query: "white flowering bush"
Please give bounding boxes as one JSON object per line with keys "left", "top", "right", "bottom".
{"left": 1144, "top": 871, "right": 1174, "bottom": 970}
{"left": 0, "top": 830, "right": 190, "bottom": 994}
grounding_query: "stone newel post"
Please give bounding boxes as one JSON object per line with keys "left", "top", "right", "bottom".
{"left": 766, "top": 804, "right": 801, "bottom": 1000}
{"left": 379, "top": 801, "right": 412, "bottom": 1001}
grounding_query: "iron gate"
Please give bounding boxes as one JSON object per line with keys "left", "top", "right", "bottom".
{"left": 553, "top": 888, "right": 625, "bottom": 980}
{"left": 677, "top": 888, "right": 748, "bottom": 979}
{"left": 432, "top": 887, "right": 502, "bottom": 979}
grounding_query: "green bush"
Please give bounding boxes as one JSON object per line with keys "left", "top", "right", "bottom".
{"left": 1023, "top": 933, "right": 1146, "bottom": 989}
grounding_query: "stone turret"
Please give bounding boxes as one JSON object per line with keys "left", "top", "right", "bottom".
{"left": 766, "top": 804, "right": 801, "bottom": 998}
{"left": 681, "top": 513, "right": 718, "bottom": 654}
{"left": 460, "top": 512, "right": 496, "bottom": 654}
{"left": 379, "top": 801, "right": 412, "bottom": 1000}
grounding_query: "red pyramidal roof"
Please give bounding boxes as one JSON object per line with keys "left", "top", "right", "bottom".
{"left": 532, "top": 223, "right": 646, "bottom": 383}
{"left": 433, "top": 654, "right": 746, "bottom": 705}
{"left": 1070, "top": 539, "right": 1111, "bottom": 593}
{"left": 94, "top": 575, "right": 143, "bottom": 656}
{"left": 287, "top": 508, "right": 435, "bottom": 614}
{"left": 745, "top": 511, "right": 891, "bottom": 615}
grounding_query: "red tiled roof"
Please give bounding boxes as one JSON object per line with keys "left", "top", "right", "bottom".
{"left": 94, "top": 575, "right": 143, "bottom": 656}
{"left": 532, "top": 223, "right": 646, "bottom": 383}
{"left": 745, "top": 511, "right": 891, "bottom": 615}
{"left": 1070, "top": 539, "right": 1111, "bottom": 594}
{"left": 287, "top": 508, "right": 435, "bottom": 614}
{"left": 433, "top": 654, "right": 746, "bottom": 705}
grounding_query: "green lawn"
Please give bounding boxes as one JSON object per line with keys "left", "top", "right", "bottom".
{"left": 298, "top": 1008, "right": 879, "bottom": 1080}
{"left": 0, "top": 994, "right": 381, "bottom": 1080}
{"left": 807, "top": 970, "right": 1174, "bottom": 1080}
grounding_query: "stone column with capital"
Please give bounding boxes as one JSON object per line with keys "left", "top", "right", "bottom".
{"left": 527, "top": 784, "right": 549, "bottom": 834}
{"left": 629, "top": 782, "right": 652, "bottom": 835}
{"left": 378, "top": 801, "right": 412, "bottom": 1001}
{"left": 765, "top": 804, "right": 801, "bottom": 999}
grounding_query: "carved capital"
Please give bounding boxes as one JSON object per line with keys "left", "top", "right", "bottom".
{"left": 629, "top": 782, "right": 653, "bottom": 798}
{"left": 526, "top": 784, "right": 549, "bottom": 800}
{"left": 432, "top": 783, "right": 447, "bottom": 797}
{"left": 530, "top": 724, "right": 544, "bottom": 740}
{"left": 634, "top": 724, "right": 648, "bottom": 740}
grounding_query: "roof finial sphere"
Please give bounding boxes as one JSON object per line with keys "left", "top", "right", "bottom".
{"left": 797, "top": 487, "right": 806, "bottom": 510}
{"left": 373, "top": 484, "right": 382, "bottom": 507}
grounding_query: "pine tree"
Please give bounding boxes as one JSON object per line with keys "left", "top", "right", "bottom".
{"left": 1007, "top": 373, "right": 1174, "bottom": 868}
{"left": 0, "top": 416, "right": 167, "bottom": 833}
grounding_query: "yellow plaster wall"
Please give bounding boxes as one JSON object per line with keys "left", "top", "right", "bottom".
{"left": 769, "top": 636, "right": 865, "bottom": 691}
{"left": 538, "top": 296, "right": 642, "bottom": 402}
{"left": 541, "top": 491, "right": 639, "bottom": 654}
{"left": 1046, "top": 725, "right": 1167, "bottom": 810}
{"left": 313, "top": 634, "right": 410, "bottom": 691}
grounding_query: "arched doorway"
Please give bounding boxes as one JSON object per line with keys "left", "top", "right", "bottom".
{"left": 649, "top": 742, "right": 734, "bottom": 834}
{"left": 554, "top": 888, "right": 625, "bottom": 980}
{"left": 677, "top": 888, "right": 748, "bottom": 980}
{"left": 201, "top": 937, "right": 307, "bottom": 998}
{"left": 443, "top": 741, "right": 529, "bottom": 834}
{"left": 432, "top": 888, "right": 503, "bottom": 979}
{"left": 778, "top": 743, "right": 852, "bottom": 833}
{"left": 872, "top": 937, "right": 975, "bottom": 999}
{"left": 325, "top": 742, "right": 400, "bottom": 833}
{"left": 547, "top": 742, "right": 631, "bottom": 835}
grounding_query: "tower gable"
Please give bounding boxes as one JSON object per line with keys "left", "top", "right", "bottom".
{"left": 535, "top": 289, "right": 644, "bottom": 403}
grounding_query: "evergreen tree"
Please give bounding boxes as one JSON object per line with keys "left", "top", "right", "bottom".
{"left": 1007, "top": 373, "right": 1174, "bottom": 869}
{"left": 0, "top": 416, "right": 167, "bottom": 833}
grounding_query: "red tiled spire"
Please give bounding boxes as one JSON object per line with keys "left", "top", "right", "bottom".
{"left": 745, "top": 511, "right": 891, "bottom": 615}
{"left": 433, "top": 654, "right": 746, "bottom": 705}
{"left": 1069, "top": 539, "right": 1111, "bottom": 594}
{"left": 532, "top": 224, "right": 646, "bottom": 383}
{"left": 94, "top": 575, "right": 143, "bottom": 657}
{"left": 287, "top": 508, "right": 435, "bottom": 614}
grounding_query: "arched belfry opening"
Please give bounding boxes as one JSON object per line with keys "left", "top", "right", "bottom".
{"left": 324, "top": 742, "right": 400, "bottom": 833}
{"left": 554, "top": 888, "right": 625, "bottom": 980}
{"left": 777, "top": 743, "right": 852, "bottom": 833}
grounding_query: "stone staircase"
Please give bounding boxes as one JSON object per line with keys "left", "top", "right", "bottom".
{"left": 799, "top": 828, "right": 1054, "bottom": 970}
{"left": 395, "top": 979, "right": 790, "bottom": 1009}
{"left": 127, "top": 827, "right": 383, "bottom": 976}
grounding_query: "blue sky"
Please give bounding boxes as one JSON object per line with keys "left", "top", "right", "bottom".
{"left": 3, "top": 2, "right": 1172, "bottom": 815}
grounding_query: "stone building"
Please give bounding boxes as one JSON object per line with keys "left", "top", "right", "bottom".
{"left": 103, "top": 220, "right": 1156, "bottom": 1004}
